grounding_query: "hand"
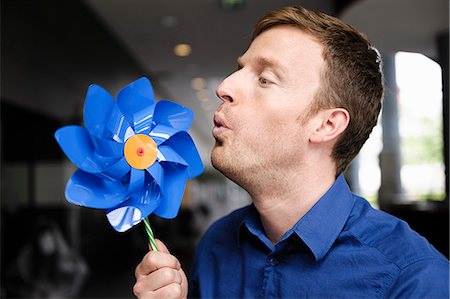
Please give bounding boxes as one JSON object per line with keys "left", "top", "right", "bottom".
{"left": 133, "top": 239, "right": 188, "bottom": 299}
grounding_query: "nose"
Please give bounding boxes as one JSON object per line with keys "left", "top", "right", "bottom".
{"left": 216, "top": 74, "right": 236, "bottom": 105}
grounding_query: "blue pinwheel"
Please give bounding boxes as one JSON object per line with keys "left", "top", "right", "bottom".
{"left": 55, "top": 77, "right": 204, "bottom": 233}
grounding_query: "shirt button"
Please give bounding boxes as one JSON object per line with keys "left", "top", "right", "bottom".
{"left": 269, "top": 257, "right": 279, "bottom": 266}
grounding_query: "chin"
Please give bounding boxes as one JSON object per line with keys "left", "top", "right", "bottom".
{"left": 210, "top": 145, "right": 223, "bottom": 170}
{"left": 211, "top": 146, "right": 231, "bottom": 173}
{"left": 211, "top": 147, "right": 240, "bottom": 182}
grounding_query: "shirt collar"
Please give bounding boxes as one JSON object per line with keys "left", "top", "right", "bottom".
{"left": 237, "top": 204, "right": 273, "bottom": 249}
{"left": 237, "top": 175, "right": 355, "bottom": 260}
{"left": 291, "top": 174, "right": 355, "bottom": 261}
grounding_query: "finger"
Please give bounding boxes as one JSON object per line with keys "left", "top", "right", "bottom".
{"left": 135, "top": 250, "right": 181, "bottom": 278}
{"left": 155, "top": 239, "right": 170, "bottom": 253}
{"left": 134, "top": 267, "right": 182, "bottom": 295}
{"left": 148, "top": 239, "right": 170, "bottom": 253}
{"left": 133, "top": 268, "right": 182, "bottom": 298}
{"left": 153, "top": 282, "right": 183, "bottom": 299}
{"left": 179, "top": 268, "right": 188, "bottom": 298}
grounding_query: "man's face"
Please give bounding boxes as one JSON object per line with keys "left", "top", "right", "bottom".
{"left": 211, "top": 25, "right": 325, "bottom": 185}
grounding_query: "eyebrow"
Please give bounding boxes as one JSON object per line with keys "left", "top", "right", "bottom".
{"left": 237, "top": 56, "right": 287, "bottom": 77}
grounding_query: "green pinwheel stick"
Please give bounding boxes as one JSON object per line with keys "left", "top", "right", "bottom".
{"left": 143, "top": 217, "right": 158, "bottom": 251}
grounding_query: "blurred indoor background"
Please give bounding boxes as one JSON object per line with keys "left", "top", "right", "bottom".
{"left": 1, "top": 0, "right": 448, "bottom": 298}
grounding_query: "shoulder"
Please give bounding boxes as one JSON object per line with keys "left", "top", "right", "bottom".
{"left": 344, "top": 195, "right": 448, "bottom": 269}
{"left": 206, "top": 204, "right": 252, "bottom": 234}
{"left": 344, "top": 196, "right": 449, "bottom": 297}
{"left": 189, "top": 205, "right": 251, "bottom": 278}
{"left": 195, "top": 204, "right": 252, "bottom": 252}
{"left": 386, "top": 255, "right": 449, "bottom": 298}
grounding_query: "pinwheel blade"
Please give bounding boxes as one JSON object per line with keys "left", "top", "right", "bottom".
{"left": 106, "top": 104, "right": 135, "bottom": 143}
{"left": 149, "top": 124, "right": 181, "bottom": 145}
{"left": 106, "top": 182, "right": 161, "bottom": 232}
{"left": 102, "top": 157, "right": 131, "bottom": 181}
{"left": 65, "top": 170, "right": 128, "bottom": 209}
{"left": 91, "top": 135, "right": 124, "bottom": 158}
{"left": 132, "top": 106, "right": 155, "bottom": 135}
{"left": 153, "top": 163, "right": 189, "bottom": 219}
{"left": 84, "top": 84, "right": 115, "bottom": 139}
{"left": 153, "top": 100, "right": 194, "bottom": 132}
{"left": 146, "top": 162, "right": 165, "bottom": 191}
{"left": 55, "top": 126, "right": 103, "bottom": 173}
{"left": 158, "top": 145, "right": 188, "bottom": 166}
{"left": 128, "top": 168, "right": 145, "bottom": 195}
{"left": 117, "top": 77, "right": 155, "bottom": 134}
{"left": 162, "top": 131, "right": 204, "bottom": 178}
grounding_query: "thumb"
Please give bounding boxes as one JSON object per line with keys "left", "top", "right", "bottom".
{"left": 148, "top": 238, "right": 170, "bottom": 253}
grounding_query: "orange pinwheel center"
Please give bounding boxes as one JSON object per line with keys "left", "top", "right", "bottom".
{"left": 124, "top": 134, "right": 158, "bottom": 169}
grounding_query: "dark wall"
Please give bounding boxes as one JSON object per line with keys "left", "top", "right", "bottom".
{"left": 1, "top": 0, "right": 150, "bottom": 121}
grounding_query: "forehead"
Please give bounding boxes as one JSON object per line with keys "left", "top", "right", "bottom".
{"left": 241, "top": 25, "right": 325, "bottom": 75}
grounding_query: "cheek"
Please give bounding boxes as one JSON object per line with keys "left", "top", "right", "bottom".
{"left": 237, "top": 114, "right": 288, "bottom": 151}
{"left": 263, "top": 114, "right": 309, "bottom": 152}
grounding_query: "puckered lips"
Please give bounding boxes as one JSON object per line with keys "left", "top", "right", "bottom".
{"left": 212, "top": 113, "right": 231, "bottom": 139}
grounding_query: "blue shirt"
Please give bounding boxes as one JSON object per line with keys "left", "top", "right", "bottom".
{"left": 188, "top": 175, "right": 449, "bottom": 298}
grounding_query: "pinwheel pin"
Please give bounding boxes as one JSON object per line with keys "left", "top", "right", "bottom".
{"left": 55, "top": 77, "right": 204, "bottom": 250}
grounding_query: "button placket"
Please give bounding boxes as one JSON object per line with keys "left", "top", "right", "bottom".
{"left": 269, "top": 257, "right": 279, "bottom": 266}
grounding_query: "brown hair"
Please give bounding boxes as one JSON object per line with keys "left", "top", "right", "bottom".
{"left": 253, "top": 6, "right": 383, "bottom": 175}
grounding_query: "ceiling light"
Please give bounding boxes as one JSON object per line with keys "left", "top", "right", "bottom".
{"left": 191, "top": 77, "right": 206, "bottom": 90}
{"left": 174, "top": 44, "right": 192, "bottom": 57}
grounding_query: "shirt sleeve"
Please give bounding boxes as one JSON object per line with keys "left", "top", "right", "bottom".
{"left": 386, "top": 258, "right": 449, "bottom": 299}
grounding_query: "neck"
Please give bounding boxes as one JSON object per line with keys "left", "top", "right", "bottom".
{"left": 249, "top": 166, "right": 336, "bottom": 244}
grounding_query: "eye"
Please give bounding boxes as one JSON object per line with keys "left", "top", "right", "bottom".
{"left": 258, "top": 71, "right": 277, "bottom": 86}
{"left": 259, "top": 77, "right": 270, "bottom": 85}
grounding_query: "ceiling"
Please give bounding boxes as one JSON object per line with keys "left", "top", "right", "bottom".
{"left": 340, "top": 0, "right": 449, "bottom": 58}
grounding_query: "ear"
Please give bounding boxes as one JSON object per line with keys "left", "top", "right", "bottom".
{"left": 309, "top": 108, "right": 350, "bottom": 144}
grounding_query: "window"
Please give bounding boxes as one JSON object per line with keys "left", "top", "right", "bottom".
{"left": 354, "top": 51, "right": 445, "bottom": 205}
{"left": 396, "top": 52, "right": 445, "bottom": 201}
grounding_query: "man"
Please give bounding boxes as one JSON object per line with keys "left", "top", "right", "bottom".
{"left": 133, "top": 6, "right": 449, "bottom": 298}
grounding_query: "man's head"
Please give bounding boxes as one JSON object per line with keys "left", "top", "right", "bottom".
{"left": 211, "top": 6, "right": 383, "bottom": 191}
{"left": 252, "top": 6, "right": 384, "bottom": 175}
